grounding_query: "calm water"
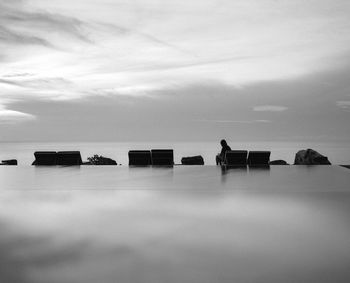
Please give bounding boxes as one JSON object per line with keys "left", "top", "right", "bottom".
{"left": 1, "top": 141, "right": 350, "bottom": 165}
{"left": 0, "top": 165, "right": 350, "bottom": 283}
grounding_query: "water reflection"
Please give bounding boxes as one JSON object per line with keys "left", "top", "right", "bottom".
{"left": 0, "top": 166, "right": 350, "bottom": 282}
{"left": 220, "top": 165, "right": 248, "bottom": 184}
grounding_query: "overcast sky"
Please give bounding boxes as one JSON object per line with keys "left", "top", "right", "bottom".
{"left": 1, "top": 0, "right": 350, "bottom": 142}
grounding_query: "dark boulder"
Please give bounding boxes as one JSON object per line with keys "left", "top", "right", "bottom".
{"left": 1, "top": 159, "right": 18, "bottom": 165}
{"left": 269, "top": 160, "right": 289, "bottom": 165}
{"left": 181, "top": 155, "right": 204, "bottom": 165}
{"left": 86, "top": 155, "right": 117, "bottom": 165}
{"left": 294, "top": 149, "right": 331, "bottom": 165}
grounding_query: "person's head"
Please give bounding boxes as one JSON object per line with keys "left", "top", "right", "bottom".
{"left": 220, "top": 139, "right": 227, "bottom": 147}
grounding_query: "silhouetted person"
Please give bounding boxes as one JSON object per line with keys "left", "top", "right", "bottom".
{"left": 216, "top": 139, "right": 231, "bottom": 165}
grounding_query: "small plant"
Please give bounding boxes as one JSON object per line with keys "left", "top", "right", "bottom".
{"left": 87, "top": 155, "right": 117, "bottom": 165}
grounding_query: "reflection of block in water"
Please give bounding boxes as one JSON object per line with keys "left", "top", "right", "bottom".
{"left": 33, "top": 151, "right": 57, "bottom": 165}
{"left": 57, "top": 151, "right": 82, "bottom": 166}
{"left": 151, "top": 149, "right": 174, "bottom": 166}
{"left": 224, "top": 150, "right": 248, "bottom": 166}
{"left": 247, "top": 151, "right": 270, "bottom": 166}
{"left": 128, "top": 150, "right": 152, "bottom": 166}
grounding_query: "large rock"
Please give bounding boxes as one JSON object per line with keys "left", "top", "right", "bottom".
{"left": 269, "top": 159, "right": 289, "bottom": 165}
{"left": 1, "top": 159, "right": 18, "bottom": 165}
{"left": 181, "top": 155, "right": 204, "bottom": 165}
{"left": 86, "top": 155, "right": 117, "bottom": 165}
{"left": 294, "top": 149, "right": 331, "bottom": 165}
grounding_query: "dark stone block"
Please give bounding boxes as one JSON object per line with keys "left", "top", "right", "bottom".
{"left": 128, "top": 150, "right": 152, "bottom": 166}
{"left": 151, "top": 149, "right": 174, "bottom": 166}
{"left": 247, "top": 151, "right": 271, "bottom": 166}
{"left": 181, "top": 155, "right": 204, "bottom": 165}
{"left": 57, "top": 151, "right": 82, "bottom": 166}
{"left": 224, "top": 150, "right": 247, "bottom": 166}
{"left": 33, "top": 151, "right": 57, "bottom": 165}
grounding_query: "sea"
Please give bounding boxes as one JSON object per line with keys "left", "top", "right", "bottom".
{"left": 1, "top": 141, "right": 350, "bottom": 165}
{"left": 1, "top": 163, "right": 350, "bottom": 282}
{"left": 1, "top": 141, "right": 350, "bottom": 282}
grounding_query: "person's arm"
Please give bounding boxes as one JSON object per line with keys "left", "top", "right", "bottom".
{"left": 220, "top": 148, "right": 225, "bottom": 157}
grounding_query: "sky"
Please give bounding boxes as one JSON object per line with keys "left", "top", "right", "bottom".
{"left": 0, "top": 0, "right": 350, "bottom": 142}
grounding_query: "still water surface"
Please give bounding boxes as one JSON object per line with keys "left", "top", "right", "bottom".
{"left": 0, "top": 165, "right": 350, "bottom": 283}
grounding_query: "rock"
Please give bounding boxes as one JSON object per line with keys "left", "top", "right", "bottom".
{"left": 294, "top": 149, "right": 331, "bottom": 165}
{"left": 86, "top": 155, "right": 117, "bottom": 165}
{"left": 1, "top": 159, "right": 18, "bottom": 165}
{"left": 269, "top": 159, "right": 289, "bottom": 165}
{"left": 181, "top": 155, "right": 204, "bottom": 165}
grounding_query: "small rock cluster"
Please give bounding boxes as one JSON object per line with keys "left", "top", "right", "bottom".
{"left": 1, "top": 159, "right": 17, "bottom": 165}
{"left": 181, "top": 155, "right": 204, "bottom": 165}
{"left": 85, "top": 155, "right": 118, "bottom": 165}
{"left": 269, "top": 160, "right": 289, "bottom": 165}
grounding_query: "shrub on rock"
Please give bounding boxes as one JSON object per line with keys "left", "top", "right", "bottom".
{"left": 86, "top": 155, "right": 117, "bottom": 165}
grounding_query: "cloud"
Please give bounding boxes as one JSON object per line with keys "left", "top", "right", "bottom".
{"left": 1, "top": 76, "right": 72, "bottom": 88}
{"left": 0, "top": 105, "right": 36, "bottom": 123}
{"left": 1, "top": 0, "right": 350, "bottom": 105}
{"left": 0, "top": 78, "right": 23, "bottom": 87}
{"left": 1, "top": 0, "right": 350, "bottom": 143}
{"left": 255, "top": 120, "right": 272, "bottom": 123}
{"left": 0, "top": 26, "right": 51, "bottom": 47}
{"left": 0, "top": 76, "right": 81, "bottom": 101}
{"left": 2, "top": 72, "right": 34, "bottom": 78}
{"left": 253, "top": 105, "right": 288, "bottom": 112}
{"left": 0, "top": 0, "right": 90, "bottom": 60}
{"left": 194, "top": 119, "right": 271, "bottom": 124}
{"left": 336, "top": 100, "right": 350, "bottom": 109}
